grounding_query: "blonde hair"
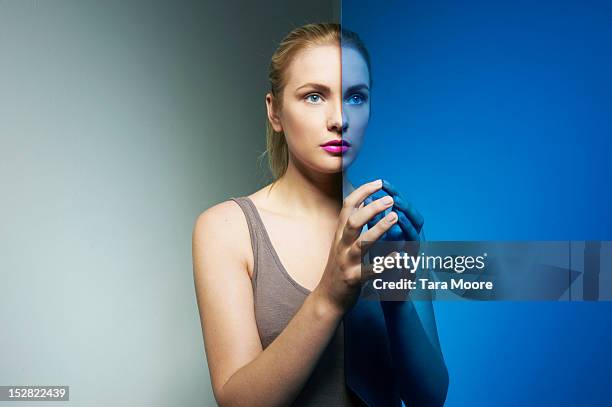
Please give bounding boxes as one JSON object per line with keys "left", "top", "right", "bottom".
{"left": 263, "top": 23, "right": 371, "bottom": 180}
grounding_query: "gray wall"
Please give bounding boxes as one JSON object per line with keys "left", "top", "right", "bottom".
{"left": 0, "top": 1, "right": 337, "bottom": 405}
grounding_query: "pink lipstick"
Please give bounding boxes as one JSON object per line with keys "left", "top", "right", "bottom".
{"left": 320, "top": 139, "right": 351, "bottom": 154}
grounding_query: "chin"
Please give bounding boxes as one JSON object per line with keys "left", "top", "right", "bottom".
{"left": 309, "top": 158, "right": 343, "bottom": 174}
{"left": 341, "top": 156, "right": 355, "bottom": 170}
{"left": 340, "top": 150, "right": 360, "bottom": 170}
{"left": 319, "top": 163, "right": 344, "bottom": 174}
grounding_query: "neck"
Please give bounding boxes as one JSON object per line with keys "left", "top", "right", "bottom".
{"left": 266, "top": 155, "right": 343, "bottom": 219}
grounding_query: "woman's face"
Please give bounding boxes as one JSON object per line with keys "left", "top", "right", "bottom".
{"left": 266, "top": 43, "right": 370, "bottom": 174}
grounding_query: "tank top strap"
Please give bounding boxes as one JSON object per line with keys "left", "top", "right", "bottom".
{"left": 230, "top": 197, "right": 263, "bottom": 288}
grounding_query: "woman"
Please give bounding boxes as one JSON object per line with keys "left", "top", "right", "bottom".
{"left": 193, "top": 23, "right": 449, "bottom": 406}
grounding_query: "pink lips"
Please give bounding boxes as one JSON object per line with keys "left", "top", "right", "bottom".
{"left": 320, "top": 139, "right": 351, "bottom": 154}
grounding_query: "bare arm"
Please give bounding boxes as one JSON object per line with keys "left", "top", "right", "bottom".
{"left": 193, "top": 180, "right": 394, "bottom": 407}
{"left": 193, "top": 202, "right": 342, "bottom": 407}
{"left": 365, "top": 180, "right": 449, "bottom": 405}
{"left": 381, "top": 299, "right": 449, "bottom": 406}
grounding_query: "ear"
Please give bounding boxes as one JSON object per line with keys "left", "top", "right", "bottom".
{"left": 265, "top": 93, "right": 283, "bottom": 133}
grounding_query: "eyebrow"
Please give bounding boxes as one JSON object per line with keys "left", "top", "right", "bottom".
{"left": 294, "top": 82, "right": 370, "bottom": 94}
{"left": 344, "top": 84, "right": 370, "bottom": 93}
{"left": 295, "top": 83, "right": 332, "bottom": 93}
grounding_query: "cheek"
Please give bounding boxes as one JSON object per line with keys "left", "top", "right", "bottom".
{"left": 348, "top": 107, "right": 370, "bottom": 136}
{"left": 283, "top": 103, "right": 326, "bottom": 139}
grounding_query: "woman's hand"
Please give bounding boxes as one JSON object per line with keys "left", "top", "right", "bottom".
{"left": 313, "top": 179, "right": 400, "bottom": 314}
{"left": 365, "top": 179, "right": 424, "bottom": 242}
{"left": 364, "top": 179, "right": 425, "bottom": 301}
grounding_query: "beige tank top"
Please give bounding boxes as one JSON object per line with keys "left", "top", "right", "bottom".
{"left": 230, "top": 197, "right": 365, "bottom": 406}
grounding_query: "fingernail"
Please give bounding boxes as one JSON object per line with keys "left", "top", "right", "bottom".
{"left": 374, "top": 179, "right": 382, "bottom": 187}
{"left": 386, "top": 211, "right": 397, "bottom": 222}
{"left": 382, "top": 196, "right": 393, "bottom": 205}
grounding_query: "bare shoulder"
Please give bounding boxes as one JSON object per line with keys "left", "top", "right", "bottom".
{"left": 192, "top": 199, "right": 253, "bottom": 277}
{"left": 192, "top": 199, "right": 264, "bottom": 396}
{"left": 194, "top": 199, "right": 248, "bottom": 238}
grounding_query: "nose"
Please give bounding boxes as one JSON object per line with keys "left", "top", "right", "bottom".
{"left": 327, "top": 101, "right": 348, "bottom": 134}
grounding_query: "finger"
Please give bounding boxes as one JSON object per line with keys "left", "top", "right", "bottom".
{"left": 393, "top": 196, "right": 425, "bottom": 233}
{"left": 358, "top": 195, "right": 369, "bottom": 210}
{"left": 382, "top": 179, "right": 425, "bottom": 233}
{"left": 338, "top": 179, "right": 383, "bottom": 231}
{"left": 352, "top": 211, "right": 399, "bottom": 255}
{"left": 397, "top": 210, "right": 420, "bottom": 241}
{"left": 364, "top": 196, "right": 375, "bottom": 230}
{"left": 364, "top": 196, "right": 377, "bottom": 235}
{"left": 365, "top": 195, "right": 387, "bottom": 232}
{"left": 342, "top": 195, "right": 394, "bottom": 244}
{"left": 344, "top": 179, "right": 384, "bottom": 208}
{"left": 381, "top": 179, "right": 401, "bottom": 197}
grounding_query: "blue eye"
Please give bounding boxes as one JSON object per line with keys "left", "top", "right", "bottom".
{"left": 345, "top": 93, "right": 367, "bottom": 105}
{"left": 305, "top": 94, "right": 323, "bottom": 104}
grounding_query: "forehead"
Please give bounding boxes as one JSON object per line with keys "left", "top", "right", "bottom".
{"left": 342, "top": 46, "right": 369, "bottom": 87}
{"left": 284, "top": 45, "right": 370, "bottom": 88}
{"left": 284, "top": 44, "right": 341, "bottom": 88}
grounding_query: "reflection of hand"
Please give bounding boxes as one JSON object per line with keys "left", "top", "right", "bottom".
{"left": 364, "top": 179, "right": 425, "bottom": 301}
{"left": 365, "top": 179, "right": 424, "bottom": 242}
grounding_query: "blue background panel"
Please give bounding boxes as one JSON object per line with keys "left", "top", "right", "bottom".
{"left": 342, "top": 1, "right": 612, "bottom": 405}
